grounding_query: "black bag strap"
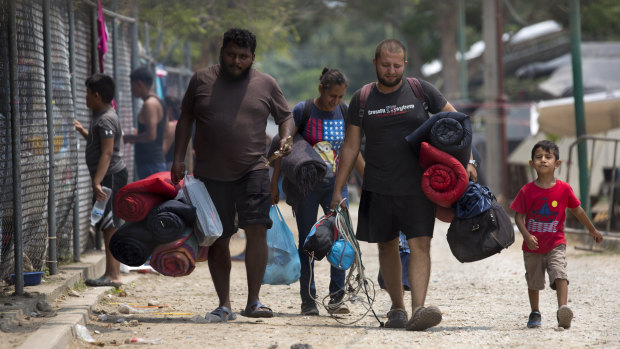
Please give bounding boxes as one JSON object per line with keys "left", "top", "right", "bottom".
{"left": 299, "top": 98, "right": 315, "bottom": 135}
{"left": 358, "top": 83, "right": 374, "bottom": 127}
{"left": 338, "top": 101, "right": 348, "bottom": 118}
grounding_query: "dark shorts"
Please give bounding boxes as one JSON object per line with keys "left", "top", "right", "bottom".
{"left": 93, "top": 168, "right": 128, "bottom": 230}
{"left": 198, "top": 169, "right": 272, "bottom": 239}
{"left": 356, "top": 190, "right": 435, "bottom": 243}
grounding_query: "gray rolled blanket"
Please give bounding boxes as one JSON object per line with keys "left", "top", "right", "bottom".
{"left": 268, "top": 134, "right": 327, "bottom": 208}
{"left": 405, "top": 111, "right": 472, "bottom": 168}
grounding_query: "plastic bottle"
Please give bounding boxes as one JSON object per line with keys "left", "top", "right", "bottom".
{"left": 74, "top": 324, "right": 96, "bottom": 343}
{"left": 90, "top": 186, "right": 112, "bottom": 225}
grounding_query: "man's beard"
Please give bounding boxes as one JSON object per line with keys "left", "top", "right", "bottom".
{"left": 219, "top": 55, "right": 252, "bottom": 81}
{"left": 376, "top": 71, "right": 403, "bottom": 88}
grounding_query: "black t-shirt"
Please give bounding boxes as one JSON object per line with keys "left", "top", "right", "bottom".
{"left": 347, "top": 78, "right": 447, "bottom": 196}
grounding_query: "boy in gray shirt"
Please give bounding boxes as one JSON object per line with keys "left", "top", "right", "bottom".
{"left": 75, "top": 74, "right": 127, "bottom": 287}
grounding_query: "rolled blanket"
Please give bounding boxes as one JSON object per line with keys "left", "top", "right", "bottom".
{"left": 114, "top": 171, "right": 181, "bottom": 222}
{"left": 146, "top": 200, "right": 197, "bottom": 243}
{"left": 419, "top": 142, "right": 469, "bottom": 208}
{"left": 282, "top": 178, "right": 303, "bottom": 211}
{"left": 151, "top": 227, "right": 198, "bottom": 277}
{"left": 405, "top": 111, "right": 472, "bottom": 168}
{"left": 268, "top": 134, "right": 327, "bottom": 198}
{"left": 109, "top": 221, "right": 158, "bottom": 267}
{"left": 435, "top": 205, "right": 455, "bottom": 223}
{"left": 196, "top": 246, "right": 209, "bottom": 262}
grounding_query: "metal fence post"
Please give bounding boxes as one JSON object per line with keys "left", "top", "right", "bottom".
{"left": 9, "top": 0, "right": 24, "bottom": 296}
{"left": 44, "top": 0, "right": 58, "bottom": 275}
{"left": 90, "top": 4, "right": 102, "bottom": 249}
{"left": 68, "top": 0, "right": 81, "bottom": 262}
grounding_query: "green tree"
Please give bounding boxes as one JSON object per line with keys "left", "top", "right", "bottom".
{"left": 115, "top": 0, "right": 327, "bottom": 69}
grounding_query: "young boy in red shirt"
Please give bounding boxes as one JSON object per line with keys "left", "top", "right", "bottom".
{"left": 510, "top": 140, "right": 603, "bottom": 329}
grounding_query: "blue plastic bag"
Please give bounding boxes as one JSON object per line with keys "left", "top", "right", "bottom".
{"left": 262, "top": 205, "right": 301, "bottom": 285}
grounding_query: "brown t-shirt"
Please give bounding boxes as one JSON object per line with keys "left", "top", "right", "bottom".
{"left": 181, "top": 65, "right": 292, "bottom": 181}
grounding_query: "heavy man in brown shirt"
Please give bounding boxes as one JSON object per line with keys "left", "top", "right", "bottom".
{"left": 171, "top": 28, "right": 295, "bottom": 322}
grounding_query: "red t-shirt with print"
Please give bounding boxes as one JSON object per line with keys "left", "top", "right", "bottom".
{"left": 510, "top": 180, "right": 580, "bottom": 254}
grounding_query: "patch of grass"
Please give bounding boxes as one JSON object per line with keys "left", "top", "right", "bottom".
{"left": 73, "top": 279, "right": 87, "bottom": 292}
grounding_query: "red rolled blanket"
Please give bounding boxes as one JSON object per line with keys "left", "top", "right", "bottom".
{"left": 114, "top": 171, "right": 181, "bottom": 222}
{"left": 419, "top": 142, "right": 468, "bottom": 208}
{"left": 151, "top": 227, "right": 198, "bottom": 277}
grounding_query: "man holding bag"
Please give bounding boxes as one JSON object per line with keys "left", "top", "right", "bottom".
{"left": 171, "top": 28, "right": 294, "bottom": 322}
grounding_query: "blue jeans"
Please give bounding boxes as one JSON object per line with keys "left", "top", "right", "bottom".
{"left": 295, "top": 179, "right": 348, "bottom": 303}
{"left": 136, "top": 162, "right": 167, "bottom": 180}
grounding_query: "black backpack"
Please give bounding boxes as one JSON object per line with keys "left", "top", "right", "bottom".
{"left": 446, "top": 200, "right": 515, "bottom": 263}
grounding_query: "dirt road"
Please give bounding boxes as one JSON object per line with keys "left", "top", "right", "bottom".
{"left": 68, "top": 203, "right": 619, "bottom": 348}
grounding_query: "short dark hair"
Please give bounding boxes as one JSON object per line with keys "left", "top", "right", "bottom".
{"left": 375, "top": 39, "right": 407, "bottom": 61}
{"left": 85, "top": 74, "right": 115, "bottom": 103}
{"left": 531, "top": 140, "right": 560, "bottom": 160}
{"left": 130, "top": 66, "right": 153, "bottom": 86}
{"left": 222, "top": 28, "right": 257, "bottom": 54}
{"left": 319, "top": 67, "right": 348, "bottom": 90}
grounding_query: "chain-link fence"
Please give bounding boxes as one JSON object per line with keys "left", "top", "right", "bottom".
{"left": 0, "top": 0, "right": 139, "bottom": 282}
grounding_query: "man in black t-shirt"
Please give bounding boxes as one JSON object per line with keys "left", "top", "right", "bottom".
{"left": 330, "top": 39, "right": 476, "bottom": 331}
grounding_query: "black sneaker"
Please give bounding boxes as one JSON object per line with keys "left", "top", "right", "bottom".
{"left": 527, "top": 310, "right": 542, "bottom": 328}
{"left": 327, "top": 298, "right": 350, "bottom": 315}
{"left": 301, "top": 301, "right": 319, "bottom": 316}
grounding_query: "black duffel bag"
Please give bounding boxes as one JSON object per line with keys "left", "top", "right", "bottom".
{"left": 447, "top": 200, "right": 515, "bottom": 263}
{"left": 303, "top": 212, "right": 338, "bottom": 261}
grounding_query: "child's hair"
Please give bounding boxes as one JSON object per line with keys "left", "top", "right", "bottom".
{"left": 222, "top": 28, "right": 257, "bottom": 54}
{"left": 130, "top": 66, "right": 154, "bottom": 86}
{"left": 531, "top": 140, "right": 560, "bottom": 160}
{"left": 319, "top": 67, "right": 348, "bottom": 90}
{"left": 85, "top": 74, "right": 115, "bottom": 103}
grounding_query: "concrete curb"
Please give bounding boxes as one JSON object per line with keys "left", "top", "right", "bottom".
{"left": 18, "top": 253, "right": 147, "bottom": 349}
{"left": 1, "top": 251, "right": 105, "bottom": 332}
{"left": 0, "top": 250, "right": 124, "bottom": 349}
{"left": 17, "top": 285, "right": 108, "bottom": 349}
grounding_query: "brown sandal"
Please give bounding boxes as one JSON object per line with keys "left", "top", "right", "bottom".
{"left": 384, "top": 308, "right": 408, "bottom": 328}
{"left": 406, "top": 306, "right": 442, "bottom": 331}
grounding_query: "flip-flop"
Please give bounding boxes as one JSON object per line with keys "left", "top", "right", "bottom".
{"left": 85, "top": 277, "right": 121, "bottom": 288}
{"left": 204, "top": 306, "right": 236, "bottom": 322}
{"left": 240, "top": 301, "right": 274, "bottom": 318}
